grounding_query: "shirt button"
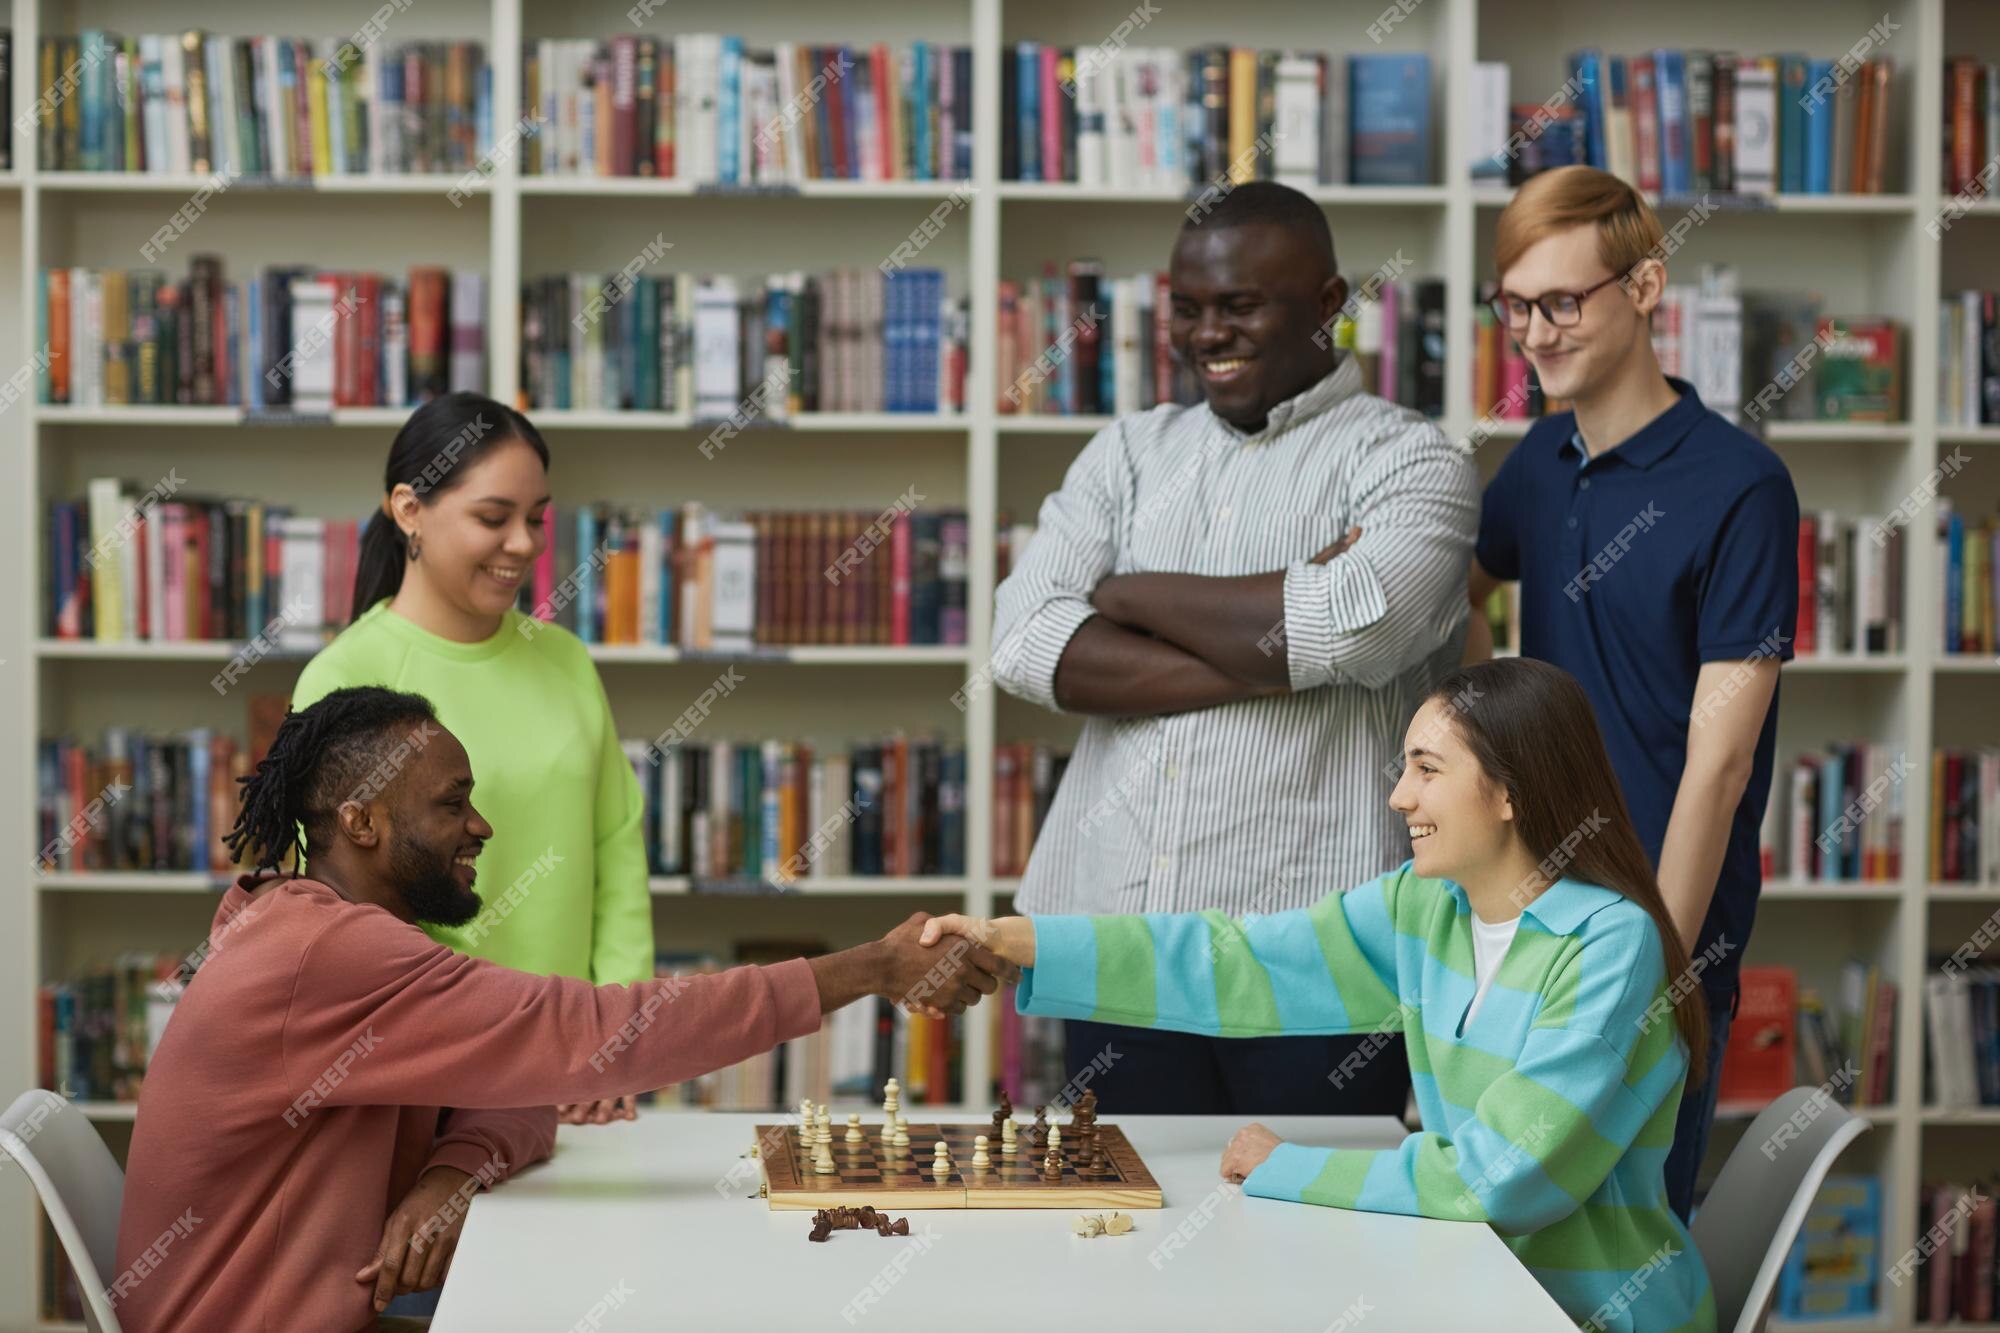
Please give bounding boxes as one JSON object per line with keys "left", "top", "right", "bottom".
{"left": 1579, "top": 478, "right": 1591, "bottom": 490}
{"left": 1568, "top": 517, "right": 1578, "bottom": 528}
{"left": 1218, "top": 507, "right": 1231, "bottom": 521}
{"left": 1165, "top": 764, "right": 1180, "bottom": 780}
{"left": 1155, "top": 854, "right": 1171, "bottom": 870}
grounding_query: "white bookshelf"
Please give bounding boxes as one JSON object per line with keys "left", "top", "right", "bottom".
{"left": 3, "top": 0, "right": 1997, "bottom": 1328}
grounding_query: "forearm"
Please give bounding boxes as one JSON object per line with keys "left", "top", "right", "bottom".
{"left": 1657, "top": 759, "right": 1753, "bottom": 948}
{"left": 1092, "top": 572, "right": 1292, "bottom": 686}
{"left": 1053, "top": 617, "right": 1284, "bottom": 717}
{"left": 1459, "top": 604, "right": 1494, "bottom": 666}
{"left": 805, "top": 942, "right": 892, "bottom": 1012}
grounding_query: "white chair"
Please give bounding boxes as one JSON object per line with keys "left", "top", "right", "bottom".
{"left": 1690, "top": 1086, "right": 1870, "bottom": 1333}
{"left": 0, "top": 1089, "right": 126, "bottom": 1333}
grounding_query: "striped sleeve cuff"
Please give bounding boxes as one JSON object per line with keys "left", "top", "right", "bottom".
{"left": 994, "top": 599, "right": 1098, "bottom": 713}
{"left": 1013, "top": 915, "right": 1100, "bottom": 1020}
{"left": 1243, "top": 1141, "right": 1336, "bottom": 1203}
{"left": 1280, "top": 558, "right": 1388, "bottom": 691}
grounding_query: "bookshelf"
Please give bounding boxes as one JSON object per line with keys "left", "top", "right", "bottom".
{"left": 3, "top": 0, "right": 1997, "bottom": 1328}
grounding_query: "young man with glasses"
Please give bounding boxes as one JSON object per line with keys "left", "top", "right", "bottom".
{"left": 1464, "top": 165, "right": 1799, "bottom": 1225}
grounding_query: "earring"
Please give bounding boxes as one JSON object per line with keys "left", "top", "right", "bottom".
{"left": 408, "top": 533, "right": 422, "bottom": 562}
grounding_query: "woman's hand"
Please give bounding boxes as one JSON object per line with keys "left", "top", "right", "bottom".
{"left": 1219, "top": 1122, "right": 1283, "bottom": 1185}
{"left": 556, "top": 1095, "right": 640, "bottom": 1126}
{"left": 917, "top": 914, "right": 1035, "bottom": 968}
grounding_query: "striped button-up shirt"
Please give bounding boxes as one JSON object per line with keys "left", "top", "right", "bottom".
{"left": 993, "top": 356, "right": 1480, "bottom": 916}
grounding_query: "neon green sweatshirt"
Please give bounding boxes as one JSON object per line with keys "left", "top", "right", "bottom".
{"left": 292, "top": 601, "right": 654, "bottom": 985}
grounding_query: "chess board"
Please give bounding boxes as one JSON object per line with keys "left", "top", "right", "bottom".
{"left": 753, "top": 1122, "right": 1163, "bottom": 1210}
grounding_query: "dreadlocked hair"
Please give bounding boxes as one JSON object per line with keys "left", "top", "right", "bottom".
{"left": 223, "top": 686, "right": 441, "bottom": 873}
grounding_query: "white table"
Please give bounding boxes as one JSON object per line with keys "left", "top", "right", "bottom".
{"left": 434, "top": 1113, "right": 1574, "bottom": 1332}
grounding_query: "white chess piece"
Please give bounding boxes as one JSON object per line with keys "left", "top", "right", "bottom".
{"left": 816, "top": 1108, "right": 832, "bottom": 1150}
{"left": 892, "top": 1120, "right": 911, "bottom": 1149}
{"left": 932, "top": 1141, "right": 951, "bottom": 1178}
{"left": 1049, "top": 1123, "right": 1061, "bottom": 1154}
{"left": 846, "top": 1113, "right": 863, "bottom": 1145}
{"left": 972, "top": 1135, "right": 991, "bottom": 1170}
{"left": 813, "top": 1137, "right": 835, "bottom": 1174}
{"left": 1001, "top": 1118, "right": 1018, "bottom": 1154}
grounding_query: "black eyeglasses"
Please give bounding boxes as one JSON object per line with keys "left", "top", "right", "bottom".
{"left": 1488, "top": 268, "right": 1635, "bottom": 330}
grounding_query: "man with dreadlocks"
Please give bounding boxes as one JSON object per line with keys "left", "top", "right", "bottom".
{"left": 112, "top": 686, "right": 1010, "bottom": 1333}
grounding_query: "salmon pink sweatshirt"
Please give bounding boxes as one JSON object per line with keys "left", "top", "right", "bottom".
{"left": 113, "top": 875, "right": 821, "bottom": 1333}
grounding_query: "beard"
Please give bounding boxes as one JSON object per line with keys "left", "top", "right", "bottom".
{"left": 387, "top": 829, "right": 484, "bottom": 928}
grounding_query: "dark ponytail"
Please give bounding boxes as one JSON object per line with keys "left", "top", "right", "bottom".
{"left": 353, "top": 392, "right": 552, "bottom": 620}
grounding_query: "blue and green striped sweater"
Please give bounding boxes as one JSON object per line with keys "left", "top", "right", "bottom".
{"left": 1017, "top": 860, "right": 1716, "bottom": 1333}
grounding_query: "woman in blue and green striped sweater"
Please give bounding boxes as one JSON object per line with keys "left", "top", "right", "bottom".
{"left": 924, "top": 656, "right": 1716, "bottom": 1333}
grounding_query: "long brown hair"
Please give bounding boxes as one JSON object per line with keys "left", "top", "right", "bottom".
{"left": 1426, "top": 657, "right": 1708, "bottom": 1084}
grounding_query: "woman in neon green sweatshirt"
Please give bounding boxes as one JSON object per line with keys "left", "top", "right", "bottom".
{"left": 293, "top": 392, "right": 652, "bottom": 1126}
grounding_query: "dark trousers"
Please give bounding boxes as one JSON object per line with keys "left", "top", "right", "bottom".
{"left": 1664, "top": 993, "right": 1737, "bottom": 1224}
{"left": 1062, "top": 1017, "right": 1411, "bottom": 1117}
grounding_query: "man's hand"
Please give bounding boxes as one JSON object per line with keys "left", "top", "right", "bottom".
{"left": 917, "top": 914, "right": 1035, "bottom": 968}
{"left": 1219, "top": 1122, "right": 1283, "bottom": 1184}
{"left": 874, "top": 912, "right": 1014, "bottom": 1019}
{"left": 555, "top": 1095, "right": 640, "bottom": 1126}
{"left": 356, "top": 1164, "right": 474, "bottom": 1312}
{"left": 1310, "top": 525, "right": 1363, "bottom": 564}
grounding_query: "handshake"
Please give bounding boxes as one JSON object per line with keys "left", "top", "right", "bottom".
{"left": 851, "top": 912, "right": 1040, "bottom": 1020}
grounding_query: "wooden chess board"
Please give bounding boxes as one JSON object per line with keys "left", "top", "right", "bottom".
{"left": 753, "top": 1122, "right": 1163, "bottom": 1210}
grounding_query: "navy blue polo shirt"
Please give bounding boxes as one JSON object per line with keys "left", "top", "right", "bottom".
{"left": 1476, "top": 377, "right": 1799, "bottom": 1012}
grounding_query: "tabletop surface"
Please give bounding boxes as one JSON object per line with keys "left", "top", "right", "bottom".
{"left": 433, "top": 1111, "right": 1575, "bottom": 1332}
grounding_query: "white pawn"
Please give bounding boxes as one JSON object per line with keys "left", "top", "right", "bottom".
{"left": 972, "top": 1134, "right": 991, "bottom": 1170}
{"left": 846, "top": 1113, "right": 863, "bottom": 1145}
{"left": 816, "top": 1107, "right": 832, "bottom": 1149}
{"left": 932, "top": 1140, "right": 952, "bottom": 1178}
{"left": 892, "top": 1118, "right": 911, "bottom": 1149}
{"left": 1001, "top": 1118, "right": 1018, "bottom": 1154}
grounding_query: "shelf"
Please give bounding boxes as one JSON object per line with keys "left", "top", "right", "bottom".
{"left": 531, "top": 409, "right": 967, "bottom": 433}
{"left": 35, "top": 171, "right": 483, "bottom": 196}
{"left": 998, "top": 181, "right": 1449, "bottom": 207}
{"left": 518, "top": 176, "right": 974, "bottom": 199}
{"left": 36, "top": 639, "right": 970, "bottom": 667}
{"left": 37, "top": 873, "right": 225, "bottom": 894}
{"left": 649, "top": 875, "right": 969, "bottom": 896}
{"left": 1784, "top": 655, "right": 1909, "bottom": 674}
{"left": 997, "top": 414, "right": 1115, "bottom": 434}
{"left": 35, "top": 405, "right": 413, "bottom": 427}
{"left": 1928, "top": 882, "right": 2000, "bottom": 901}
{"left": 1474, "top": 188, "right": 1915, "bottom": 216}
{"left": 1921, "top": 1105, "right": 2000, "bottom": 1125}
{"left": 1713, "top": 1100, "right": 1897, "bottom": 1125}
{"left": 1934, "top": 655, "right": 2000, "bottom": 673}
{"left": 1760, "top": 421, "right": 1910, "bottom": 444}
{"left": 1938, "top": 425, "right": 2000, "bottom": 445}
{"left": 1761, "top": 880, "right": 1904, "bottom": 901}
{"left": 70, "top": 1102, "right": 138, "bottom": 1122}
